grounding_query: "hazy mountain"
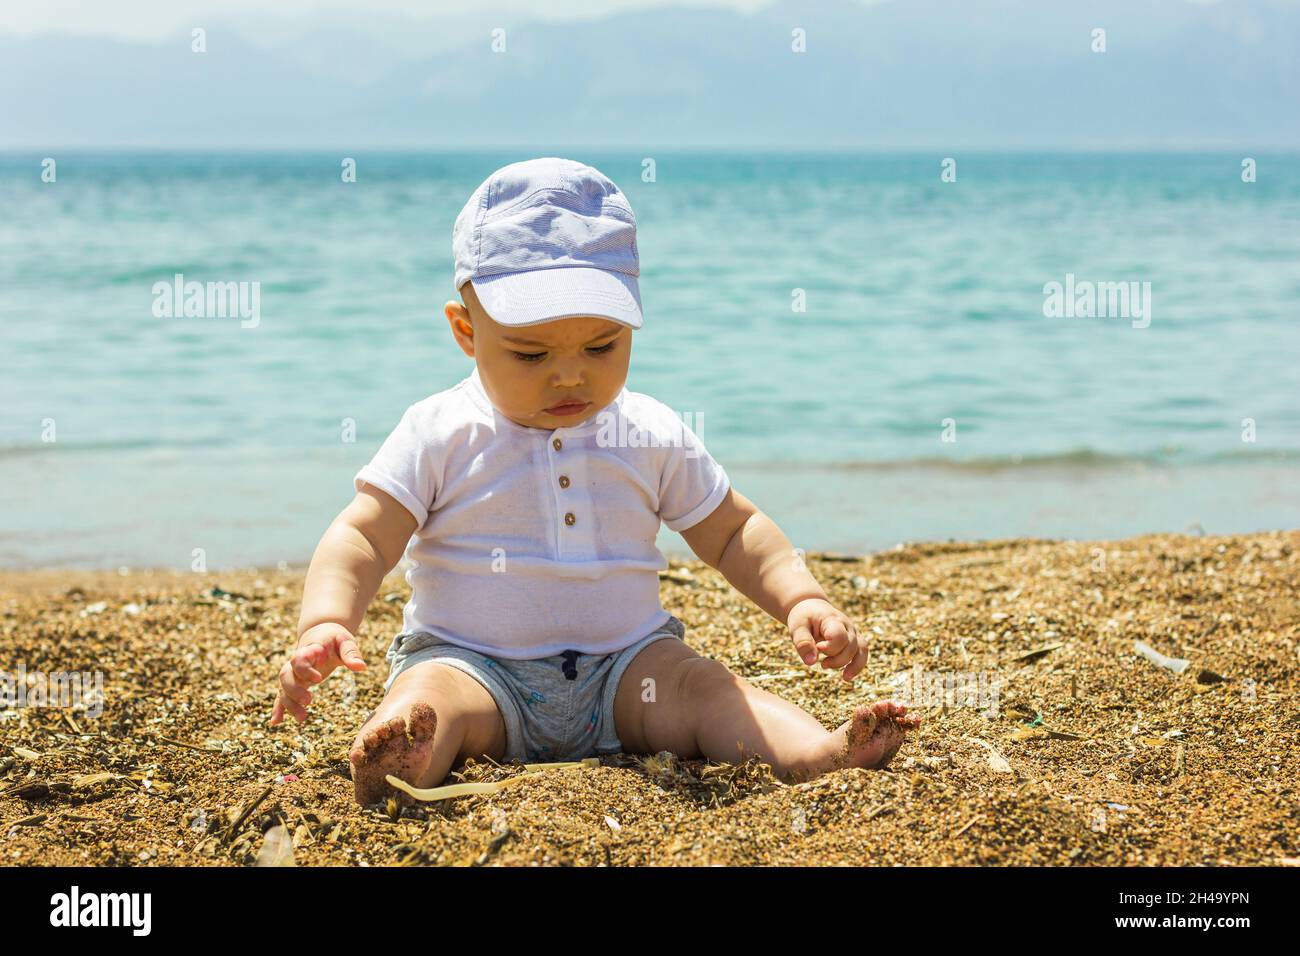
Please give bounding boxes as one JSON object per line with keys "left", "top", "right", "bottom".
{"left": 2, "top": 0, "right": 1297, "bottom": 149}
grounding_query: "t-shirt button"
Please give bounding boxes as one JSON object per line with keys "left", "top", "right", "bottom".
{"left": 552, "top": 437, "right": 563, "bottom": 451}
{"left": 564, "top": 511, "right": 576, "bottom": 526}
{"left": 558, "top": 475, "right": 570, "bottom": 489}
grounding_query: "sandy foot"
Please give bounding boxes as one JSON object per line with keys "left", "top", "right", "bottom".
{"left": 348, "top": 702, "right": 438, "bottom": 805}
{"left": 829, "top": 700, "right": 922, "bottom": 771}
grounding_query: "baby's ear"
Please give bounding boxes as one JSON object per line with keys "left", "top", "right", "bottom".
{"left": 444, "top": 299, "right": 468, "bottom": 325}
{"left": 445, "top": 305, "right": 476, "bottom": 357}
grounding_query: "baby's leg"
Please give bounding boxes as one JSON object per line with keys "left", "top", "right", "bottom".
{"left": 613, "top": 638, "right": 920, "bottom": 783}
{"left": 349, "top": 661, "right": 507, "bottom": 806}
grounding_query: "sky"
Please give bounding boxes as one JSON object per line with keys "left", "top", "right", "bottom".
{"left": 3, "top": 0, "right": 1294, "bottom": 150}
{"left": 2, "top": 0, "right": 777, "bottom": 40}
{"left": 0, "top": 0, "right": 1252, "bottom": 40}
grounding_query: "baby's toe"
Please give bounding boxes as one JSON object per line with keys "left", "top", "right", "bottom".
{"left": 407, "top": 702, "right": 438, "bottom": 741}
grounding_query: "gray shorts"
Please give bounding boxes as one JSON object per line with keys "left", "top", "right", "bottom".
{"left": 381, "top": 614, "right": 687, "bottom": 763}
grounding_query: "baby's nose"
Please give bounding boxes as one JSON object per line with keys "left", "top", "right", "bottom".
{"left": 550, "top": 362, "right": 585, "bottom": 387}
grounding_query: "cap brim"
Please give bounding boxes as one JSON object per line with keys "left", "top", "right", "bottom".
{"left": 468, "top": 266, "right": 643, "bottom": 329}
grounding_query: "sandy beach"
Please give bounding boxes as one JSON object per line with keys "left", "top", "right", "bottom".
{"left": 1, "top": 531, "right": 1296, "bottom": 867}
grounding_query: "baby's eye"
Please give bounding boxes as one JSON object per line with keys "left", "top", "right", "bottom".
{"left": 587, "top": 342, "right": 617, "bottom": 355}
{"left": 511, "top": 351, "right": 546, "bottom": 362}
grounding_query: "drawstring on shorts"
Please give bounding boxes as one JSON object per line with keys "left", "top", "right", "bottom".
{"left": 560, "top": 650, "right": 579, "bottom": 680}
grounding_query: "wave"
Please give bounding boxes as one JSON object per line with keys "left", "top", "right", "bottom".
{"left": 730, "top": 448, "right": 1300, "bottom": 472}
{"left": 3, "top": 442, "right": 1299, "bottom": 471}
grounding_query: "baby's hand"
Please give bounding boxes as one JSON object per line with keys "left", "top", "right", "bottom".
{"left": 787, "top": 597, "right": 866, "bottom": 683}
{"left": 270, "top": 623, "right": 367, "bottom": 725}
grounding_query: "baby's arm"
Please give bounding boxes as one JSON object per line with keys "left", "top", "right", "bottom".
{"left": 269, "top": 486, "right": 417, "bottom": 724}
{"left": 679, "top": 487, "right": 866, "bottom": 682}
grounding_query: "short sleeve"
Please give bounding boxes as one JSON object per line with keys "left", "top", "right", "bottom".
{"left": 353, "top": 405, "right": 440, "bottom": 528}
{"left": 657, "top": 415, "right": 731, "bottom": 532}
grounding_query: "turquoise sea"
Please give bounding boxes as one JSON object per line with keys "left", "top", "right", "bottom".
{"left": 2, "top": 151, "right": 1298, "bottom": 568}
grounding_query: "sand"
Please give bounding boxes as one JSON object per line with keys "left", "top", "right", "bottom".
{"left": 1, "top": 531, "right": 1296, "bottom": 866}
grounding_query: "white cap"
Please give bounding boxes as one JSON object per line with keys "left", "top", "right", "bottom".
{"left": 452, "top": 157, "right": 643, "bottom": 329}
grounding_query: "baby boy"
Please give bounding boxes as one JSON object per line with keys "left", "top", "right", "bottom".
{"left": 269, "top": 157, "right": 920, "bottom": 805}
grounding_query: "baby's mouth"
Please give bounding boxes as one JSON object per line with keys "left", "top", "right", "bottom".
{"left": 544, "top": 400, "right": 591, "bottom": 416}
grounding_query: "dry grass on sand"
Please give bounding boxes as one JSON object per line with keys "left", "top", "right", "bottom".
{"left": 1, "top": 531, "right": 1297, "bottom": 866}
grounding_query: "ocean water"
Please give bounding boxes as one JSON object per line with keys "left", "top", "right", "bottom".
{"left": 2, "top": 151, "right": 1298, "bottom": 569}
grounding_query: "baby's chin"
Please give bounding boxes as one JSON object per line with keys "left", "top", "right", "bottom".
{"left": 531, "top": 409, "right": 595, "bottom": 429}
{"left": 495, "top": 405, "right": 575, "bottom": 430}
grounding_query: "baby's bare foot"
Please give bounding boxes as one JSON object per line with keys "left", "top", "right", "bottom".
{"left": 830, "top": 700, "right": 921, "bottom": 771}
{"left": 348, "top": 702, "right": 438, "bottom": 805}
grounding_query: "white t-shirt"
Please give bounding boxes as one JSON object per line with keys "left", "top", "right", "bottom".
{"left": 354, "top": 365, "right": 730, "bottom": 658}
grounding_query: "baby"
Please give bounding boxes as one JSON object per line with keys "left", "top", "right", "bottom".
{"left": 269, "top": 157, "right": 920, "bottom": 805}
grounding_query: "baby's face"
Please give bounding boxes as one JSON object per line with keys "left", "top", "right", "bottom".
{"left": 446, "top": 280, "right": 632, "bottom": 430}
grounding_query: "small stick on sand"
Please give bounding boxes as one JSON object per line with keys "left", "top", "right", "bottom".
{"left": 1134, "top": 640, "right": 1190, "bottom": 674}
{"left": 386, "top": 759, "right": 598, "bottom": 802}
{"left": 226, "top": 784, "right": 274, "bottom": 841}
{"left": 8, "top": 813, "right": 49, "bottom": 828}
